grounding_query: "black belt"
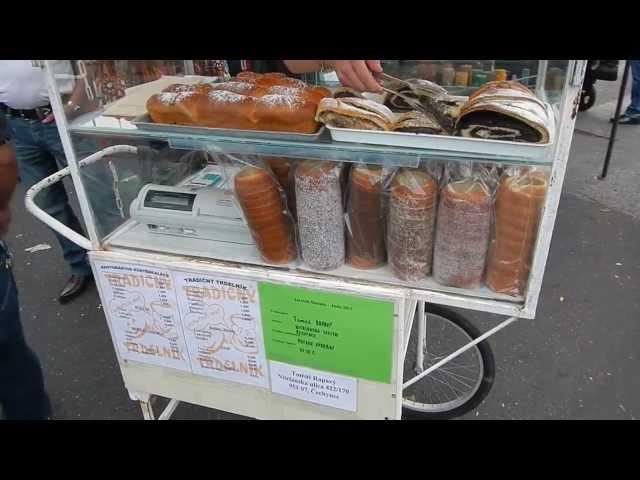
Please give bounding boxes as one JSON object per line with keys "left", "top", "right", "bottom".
{"left": 0, "top": 102, "right": 54, "bottom": 121}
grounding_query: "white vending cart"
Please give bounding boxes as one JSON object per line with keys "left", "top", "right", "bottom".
{"left": 26, "top": 60, "right": 585, "bottom": 420}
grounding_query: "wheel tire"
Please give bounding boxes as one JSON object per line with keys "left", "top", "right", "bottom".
{"left": 579, "top": 85, "right": 596, "bottom": 112}
{"left": 402, "top": 304, "right": 495, "bottom": 420}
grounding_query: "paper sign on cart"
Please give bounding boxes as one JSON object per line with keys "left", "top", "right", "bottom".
{"left": 270, "top": 361, "right": 357, "bottom": 412}
{"left": 173, "top": 272, "right": 269, "bottom": 388}
{"left": 93, "top": 261, "right": 190, "bottom": 372}
{"left": 259, "top": 282, "right": 394, "bottom": 383}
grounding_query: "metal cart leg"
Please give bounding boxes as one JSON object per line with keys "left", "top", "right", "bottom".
{"left": 128, "top": 391, "right": 155, "bottom": 420}
{"left": 415, "top": 300, "right": 426, "bottom": 374}
{"left": 128, "top": 390, "right": 181, "bottom": 420}
{"left": 139, "top": 398, "right": 156, "bottom": 420}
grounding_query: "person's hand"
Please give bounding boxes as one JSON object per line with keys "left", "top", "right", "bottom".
{"left": 42, "top": 112, "right": 55, "bottom": 124}
{"left": 324, "top": 60, "right": 384, "bottom": 93}
{"left": 0, "top": 205, "right": 11, "bottom": 238}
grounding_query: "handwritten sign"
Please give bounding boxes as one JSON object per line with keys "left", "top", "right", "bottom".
{"left": 259, "top": 283, "right": 394, "bottom": 383}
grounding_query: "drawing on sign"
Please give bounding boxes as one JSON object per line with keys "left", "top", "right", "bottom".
{"left": 173, "top": 272, "right": 269, "bottom": 388}
{"left": 230, "top": 313, "right": 259, "bottom": 354}
{"left": 110, "top": 292, "right": 178, "bottom": 340}
{"left": 183, "top": 304, "right": 259, "bottom": 355}
{"left": 93, "top": 261, "right": 191, "bottom": 372}
{"left": 184, "top": 303, "right": 227, "bottom": 353}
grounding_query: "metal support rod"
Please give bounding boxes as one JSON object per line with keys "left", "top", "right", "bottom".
{"left": 402, "top": 300, "right": 418, "bottom": 360}
{"left": 403, "top": 316, "right": 519, "bottom": 390}
{"left": 43, "top": 61, "right": 102, "bottom": 249}
{"left": 183, "top": 60, "right": 195, "bottom": 76}
{"left": 535, "top": 60, "right": 549, "bottom": 103}
{"left": 158, "top": 399, "right": 181, "bottom": 420}
{"left": 600, "top": 60, "right": 631, "bottom": 180}
{"left": 415, "top": 301, "right": 426, "bottom": 374}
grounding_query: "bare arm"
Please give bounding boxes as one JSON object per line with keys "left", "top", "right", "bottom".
{"left": 283, "top": 60, "right": 384, "bottom": 93}
{"left": 42, "top": 70, "right": 90, "bottom": 124}
{"left": 0, "top": 142, "right": 18, "bottom": 237}
{"left": 0, "top": 143, "right": 18, "bottom": 208}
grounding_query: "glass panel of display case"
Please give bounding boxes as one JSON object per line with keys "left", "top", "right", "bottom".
{"left": 47, "top": 60, "right": 561, "bottom": 171}
{"left": 66, "top": 138, "right": 549, "bottom": 302}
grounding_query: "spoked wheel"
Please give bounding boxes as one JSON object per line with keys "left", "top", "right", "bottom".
{"left": 402, "top": 304, "right": 495, "bottom": 420}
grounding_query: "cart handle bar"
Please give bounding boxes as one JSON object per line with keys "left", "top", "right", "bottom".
{"left": 24, "top": 145, "right": 139, "bottom": 252}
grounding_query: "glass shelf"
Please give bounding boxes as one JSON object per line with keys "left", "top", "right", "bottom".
{"left": 69, "top": 112, "right": 554, "bottom": 168}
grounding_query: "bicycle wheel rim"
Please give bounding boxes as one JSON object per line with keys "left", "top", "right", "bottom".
{"left": 402, "top": 312, "right": 485, "bottom": 414}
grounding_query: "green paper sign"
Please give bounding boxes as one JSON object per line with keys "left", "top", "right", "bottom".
{"left": 259, "top": 282, "right": 394, "bottom": 384}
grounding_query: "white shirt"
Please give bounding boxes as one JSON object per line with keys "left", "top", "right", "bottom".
{"left": 0, "top": 60, "right": 74, "bottom": 109}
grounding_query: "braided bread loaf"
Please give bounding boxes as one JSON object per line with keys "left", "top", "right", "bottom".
{"left": 146, "top": 73, "right": 331, "bottom": 133}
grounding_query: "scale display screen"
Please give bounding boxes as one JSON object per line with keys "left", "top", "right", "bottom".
{"left": 144, "top": 190, "right": 196, "bottom": 212}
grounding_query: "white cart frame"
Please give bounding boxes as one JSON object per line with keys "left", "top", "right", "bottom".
{"left": 24, "top": 60, "right": 586, "bottom": 420}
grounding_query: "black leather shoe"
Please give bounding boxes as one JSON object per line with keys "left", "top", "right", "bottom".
{"left": 610, "top": 114, "right": 640, "bottom": 125}
{"left": 58, "top": 275, "right": 93, "bottom": 304}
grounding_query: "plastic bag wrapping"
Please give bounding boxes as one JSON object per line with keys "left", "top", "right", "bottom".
{"left": 345, "top": 164, "right": 393, "bottom": 269}
{"left": 433, "top": 162, "right": 495, "bottom": 289}
{"left": 294, "top": 160, "right": 345, "bottom": 271}
{"left": 387, "top": 166, "right": 439, "bottom": 281}
{"left": 485, "top": 166, "right": 549, "bottom": 296}
{"left": 218, "top": 152, "right": 297, "bottom": 265}
{"left": 137, "top": 145, "right": 210, "bottom": 185}
{"left": 265, "top": 157, "right": 298, "bottom": 220}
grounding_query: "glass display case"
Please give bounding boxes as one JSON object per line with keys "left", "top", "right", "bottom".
{"left": 42, "top": 59, "right": 584, "bottom": 318}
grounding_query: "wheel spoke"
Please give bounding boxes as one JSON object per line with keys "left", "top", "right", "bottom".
{"left": 435, "top": 369, "right": 475, "bottom": 390}
{"left": 435, "top": 364, "right": 479, "bottom": 380}
{"left": 430, "top": 369, "right": 466, "bottom": 397}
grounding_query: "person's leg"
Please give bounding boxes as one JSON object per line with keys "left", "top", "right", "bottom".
{"left": 8, "top": 118, "right": 91, "bottom": 277}
{"left": 624, "top": 60, "right": 640, "bottom": 117}
{"left": 41, "top": 123, "right": 123, "bottom": 238}
{"left": 0, "top": 243, "right": 51, "bottom": 420}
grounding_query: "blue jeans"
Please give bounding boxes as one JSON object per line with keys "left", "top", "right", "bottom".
{"left": 624, "top": 60, "right": 640, "bottom": 117}
{"left": 0, "top": 242, "right": 51, "bottom": 420}
{"left": 7, "top": 116, "right": 121, "bottom": 276}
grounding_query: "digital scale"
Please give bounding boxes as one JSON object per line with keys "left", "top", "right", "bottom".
{"left": 129, "top": 167, "right": 254, "bottom": 245}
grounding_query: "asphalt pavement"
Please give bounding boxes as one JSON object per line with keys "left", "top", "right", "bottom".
{"left": 5, "top": 65, "right": 639, "bottom": 420}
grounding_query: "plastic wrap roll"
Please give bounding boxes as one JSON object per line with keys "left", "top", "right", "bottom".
{"left": 295, "top": 160, "right": 345, "bottom": 271}
{"left": 266, "top": 156, "right": 297, "bottom": 219}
